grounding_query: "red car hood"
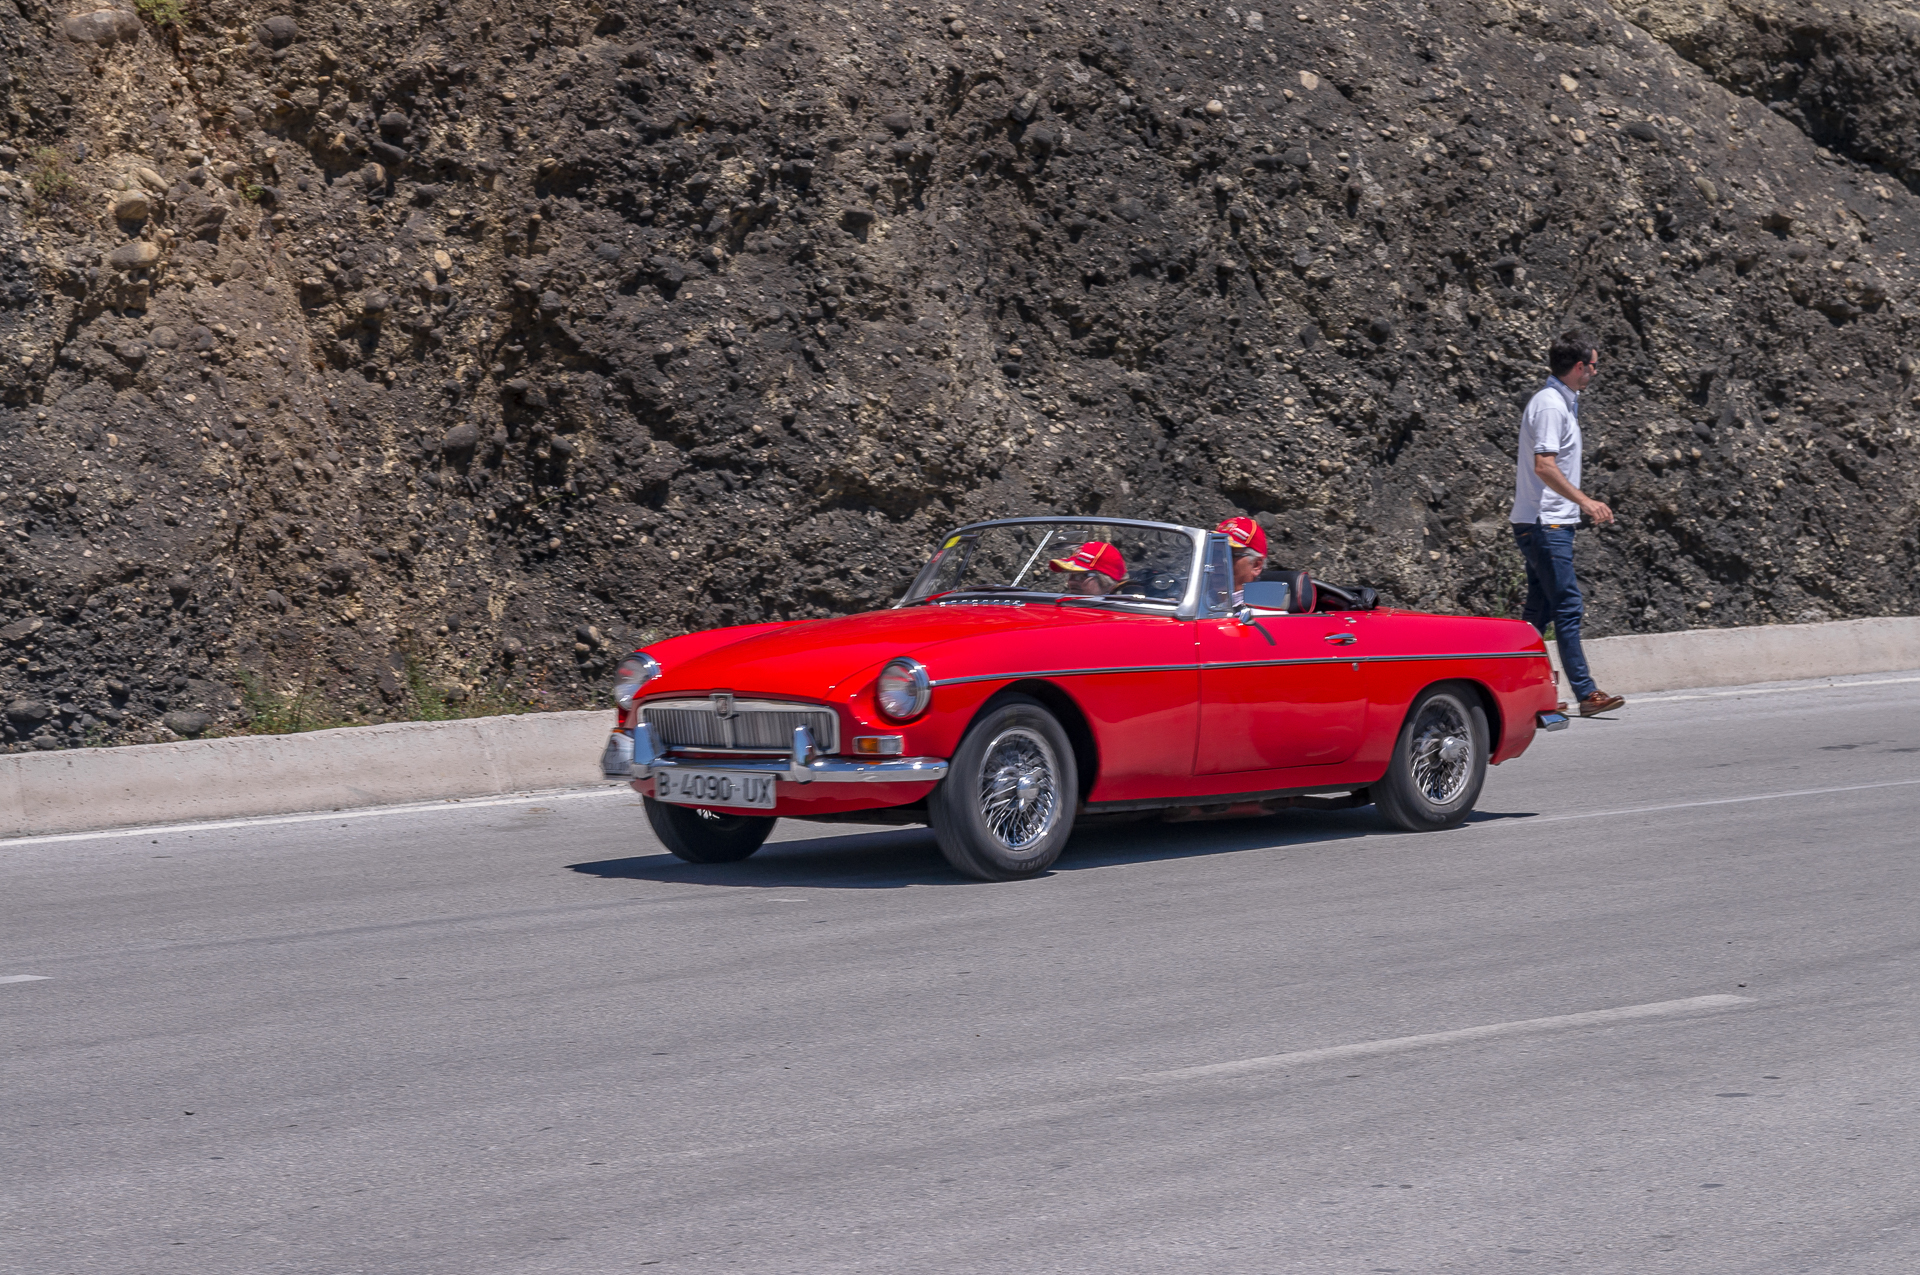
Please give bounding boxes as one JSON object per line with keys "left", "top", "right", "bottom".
{"left": 650, "top": 604, "right": 1093, "bottom": 697}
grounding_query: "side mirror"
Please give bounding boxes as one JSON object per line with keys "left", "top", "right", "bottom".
{"left": 1232, "top": 603, "right": 1275, "bottom": 646}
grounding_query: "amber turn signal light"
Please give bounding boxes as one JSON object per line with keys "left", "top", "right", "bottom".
{"left": 852, "top": 735, "right": 906, "bottom": 756}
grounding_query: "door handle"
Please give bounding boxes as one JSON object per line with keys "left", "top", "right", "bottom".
{"left": 1322, "top": 633, "right": 1357, "bottom": 645}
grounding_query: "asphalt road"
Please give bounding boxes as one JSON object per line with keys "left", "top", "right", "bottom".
{"left": 4, "top": 671, "right": 1918, "bottom": 1275}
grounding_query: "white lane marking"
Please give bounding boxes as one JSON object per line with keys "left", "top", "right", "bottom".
{"left": 1523, "top": 777, "right": 1920, "bottom": 825}
{"left": 1129, "top": 994, "right": 1755, "bottom": 1083}
{"left": 1632, "top": 674, "right": 1920, "bottom": 705}
{"left": 0, "top": 975, "right": 51, "bottom": 985}
{"left": 0, "top": 785, "right": 633, "bottom": 850}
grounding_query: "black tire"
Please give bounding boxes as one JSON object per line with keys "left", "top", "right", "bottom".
{"left": 928, "top": 695, "right": 1079, "bottom": 881}
{"left": 644, "top": 796, "right": 775, "bottom": 863}
{"left": 1374, "top": 684, "right": 1489, "bottom": 832}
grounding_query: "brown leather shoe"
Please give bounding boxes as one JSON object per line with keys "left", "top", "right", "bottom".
{"left": 1578, "top": 690, "right": 1625, "bottom": 716}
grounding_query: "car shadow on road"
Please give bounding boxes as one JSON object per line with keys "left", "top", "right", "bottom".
{"left": 565, "top": 805, "right": 1536, "bottom": 889}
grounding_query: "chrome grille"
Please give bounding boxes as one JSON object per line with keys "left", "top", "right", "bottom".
{"left": 642, "top": 698, "right": 839, "bottom": 754}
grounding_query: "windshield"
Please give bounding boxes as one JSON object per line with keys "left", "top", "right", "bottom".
{"left": 902, "top": 520, "right": 1198, "bottom": 606}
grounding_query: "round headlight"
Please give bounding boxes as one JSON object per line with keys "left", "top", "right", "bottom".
{"left": 875, "top": 658, "right": 931, "bottom": 721}
{"left": 613, "top": 653, "right": 662, "bottom": 708}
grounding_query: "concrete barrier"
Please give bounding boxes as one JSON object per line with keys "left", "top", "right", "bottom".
{"left": 1545, "top": 616, "right": 1919, "bottom": 696}
{"left": 2, "top": 616, "right": 1914, "bottom": 840}
{"left": 0, "top": 709, "right": 616, "bottom": 839}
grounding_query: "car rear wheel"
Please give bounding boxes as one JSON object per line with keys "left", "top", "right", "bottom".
{"left": 929, "top": 695, "right": 1078, "bottom": 881}
{"left": 644, "top": 797, "right": 776, "bottom": 863}
{"left": 1374, "top": 685, "right": 1488, "bottom": 833}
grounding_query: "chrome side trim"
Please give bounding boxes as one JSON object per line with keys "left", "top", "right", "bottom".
{"left": 928, "top": 651, "right": 1549, "bottom": 687}
{"left": 931, "top": 663, "right": 1200, "bottom": 687}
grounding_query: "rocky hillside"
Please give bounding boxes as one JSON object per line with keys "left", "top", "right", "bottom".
{"left": 0, "top": 0, "right": 1915, "bottom": 749}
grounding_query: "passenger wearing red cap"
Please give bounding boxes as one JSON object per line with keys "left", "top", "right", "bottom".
{"left": 1215, "top": 516, "right": 1267, "bottom": 605}
{"left": 1048, "top": 541, "right": 1127, "bottom": 596}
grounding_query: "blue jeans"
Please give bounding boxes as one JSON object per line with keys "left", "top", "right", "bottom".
{"left": 1512, "top": 522, "right": 1596, "bottom": 700}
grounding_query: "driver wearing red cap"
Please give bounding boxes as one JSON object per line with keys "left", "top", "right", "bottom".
{"left": 1215, "top": 516, "right": 1267, "bottom": 605}
{"left": 1048, "top": 540, "right": 1127, "bottom": 596}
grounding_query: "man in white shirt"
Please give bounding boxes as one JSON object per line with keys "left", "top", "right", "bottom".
{"left": 1511, "top": 331, "right": 1625, "bottom": 717}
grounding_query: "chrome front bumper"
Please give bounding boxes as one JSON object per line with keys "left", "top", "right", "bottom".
{"left": 607, "top": 724, "right": 949, "bottom": 785}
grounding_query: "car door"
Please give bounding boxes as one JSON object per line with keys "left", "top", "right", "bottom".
{"left": 1194, "top": 609, "right": 1369, "bottom": 773}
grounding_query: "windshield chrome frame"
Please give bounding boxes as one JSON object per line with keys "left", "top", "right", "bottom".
{"left": 897, "top": 516, "right": 1212, "bottom": 617}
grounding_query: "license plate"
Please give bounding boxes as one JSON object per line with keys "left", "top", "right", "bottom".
{"left": 654, "top": 768, "right": 778, "bottom": 810}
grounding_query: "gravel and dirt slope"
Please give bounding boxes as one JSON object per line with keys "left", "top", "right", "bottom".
{"left": 0, "top": 0, "right": 1915, "bottom": 749}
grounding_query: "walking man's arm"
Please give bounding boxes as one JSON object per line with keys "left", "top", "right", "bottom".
{"left": 1532, "top": 452, "right": 1614, "bottom": 525}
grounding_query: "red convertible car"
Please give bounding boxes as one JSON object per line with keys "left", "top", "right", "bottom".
{"left": 601, "top": 517, "right": 1568, "bottom": 880}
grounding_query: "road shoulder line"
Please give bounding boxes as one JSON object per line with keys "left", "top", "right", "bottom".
{"left": 1128, "top": 994, "right": 1755, "bottom": 1082}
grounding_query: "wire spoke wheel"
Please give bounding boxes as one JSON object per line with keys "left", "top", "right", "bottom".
{"left": 1376, "top": 685, "right": 1487, "bottom": 833}
{"left": 1407, "top": 699, "right": 1473, "bottom": 806}
{"left": 977, "top": 726, "right": 1061, "bottom": 852}
{"left": 929, "top": 696, "right": 1078, "bottom": 881}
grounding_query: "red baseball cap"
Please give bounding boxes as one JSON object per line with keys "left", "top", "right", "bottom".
{"left": 1048, "top": 541, "right": 1126, "bottom": 582}
{"left": 1216, "top": 516, "right": 1268, "bottom": 558}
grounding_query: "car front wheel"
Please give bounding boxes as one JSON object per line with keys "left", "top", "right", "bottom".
{"left": 928, "top": 695, "right": 1078, "bottom": 881}
{"left": 1374, "top": 685, "right": 1488, "bottom": 833}
{"left": 644, "top": 797, "right": 776, "bottom": 863}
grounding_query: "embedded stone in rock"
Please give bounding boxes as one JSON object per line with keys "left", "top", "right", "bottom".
{"left": 256, "top": 15, "right": 298, "bottom": 48}
{"left": 842, "top": 206, "right": 877, "bottom": 225}
{"left": 179, "top": 195, "right": 227, "bottom": 241}
{"left": 1694, "top": 175, "right": 1719, "bottom": 204}
{"left": 167, "top": 576, "right": 193, "bottom": 603}
{"left": 1299, "top": 325, "right": 1321, "bottom": 349}
{"left": 441, "top": 422, "right": 480, "bottom": 461}
{"left": 537, "top": 290, "right": 565, "bottom": 317}
{"left": 1115, "top": 197, "right": 1147, "bottom": 223}
{"left": 162, "top": 709, "right": 211, "bottom": 737}
{"left": 378, "top": 111, "right": 411, "bottom": 137}
{"left": 113, "top": 190, "right": 151, "bottom": 221}
{"left": 114, "top": 340, "right": 150, "bottom": 366}
{"left": 149, "top": 325, "right": 179, "bottom": 349}
{"left": 63, "top": 7, "right": 139, "bottom": 45}
{"left": 362, "top": 290, "right": 391, "bottom": 315}
{"left": 1626, "top": 122, "right": 1659, "bottom": 143}
{"left": 880, "top": 112, "right": 913, "bottom": 135}
{"left": 5, "top": 699, "right": 52, "bottom": 728}
{"left": 1026, "top": 127, "right": 1057, "bottom": 155}
{"left": 107, "top": 241, "right": 161, "bottom": 270}
{"left": 1298, "top": 70, "right": 1319, "bottom": 91}
{"left": 1283, "top": 147, "right": 1310, "bottom": 169}
{"left": 1205, "top": 99, "right": 1226, "bottom": 117}
{"left": 1367, "top": 317, "right": 1396, "bottom": 344}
